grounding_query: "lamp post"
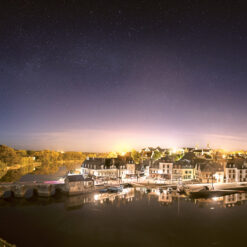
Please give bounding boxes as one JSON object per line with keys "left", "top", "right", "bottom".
{"left": 211, "top": 172, "right": 214, "bottom": 190}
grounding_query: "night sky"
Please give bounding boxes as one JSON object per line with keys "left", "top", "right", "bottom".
{"left": 1, "top": 0, "right": 247, "bottom": 151}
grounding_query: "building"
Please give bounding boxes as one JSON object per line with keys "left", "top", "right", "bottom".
{"left": 82, "top": 158, "right": 119, "bottom": 179}
{"left": 149, "top": 157, "right": 173, "bottom": 180}
{"left": 81, "top": 157, "right": 136, "bottom": 180}
{"left": 65, "top": 175, "right": 94, "bottom": 195}
{"left": 126, "top": 161, "right": 136, "bottom": 178}
{"left": 173, "top": 159, "right": 199, "bottom": 181}
{"left": 141, "top": 147, "right": 154, "bottom": 160}
{"left": 193, "top": 148, "right": 212, "bottom": 159}
{"left": 225, "top": 159, "right": 247, "bottom": 183}
{"left": 198, "top": 162, "right": 224, "bottom": 183}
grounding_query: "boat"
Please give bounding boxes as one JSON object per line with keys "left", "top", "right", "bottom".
{"left": 185, "top": 186, "right": 241, "bottom": 198}
{"left": 108, "top": 186, "right": 123, "bottom": 193}
{"left": 99, "top": 188, "right": 108, "bottom": 193}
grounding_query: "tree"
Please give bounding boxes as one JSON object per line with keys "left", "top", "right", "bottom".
{"left": 107, "top": 152, "right": 118, "bottom": 158}
{"left": 16, "top": 150, "right": 27, "bottom": 157}
{"left": 152, "top": 150, "right": 162, "bottom": 160}
{"left": 0, "top": 160, "right": 7, "bottom": 179}
{"left": 131, "top": 149, "right": 141, "bottom": 164}
{"left": 0, "top": 145, "right": 20, "bottom": 166}
{"left": 34, "top": 150, "right": 60, "bottom": 163}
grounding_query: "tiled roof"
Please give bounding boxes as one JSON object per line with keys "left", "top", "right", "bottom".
{"left": 82, "top": 157, "right": 134, "bottom": 169}
{"left": 226, "top": 158, "right": 247, "bottom": 169}
{"left": 66, "top": 175, "right": 92, "bottom": 182}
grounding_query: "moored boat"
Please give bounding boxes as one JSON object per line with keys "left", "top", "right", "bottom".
{"left": 108, "top": 186, "right": 123, "bottom": 193}
{"left": 185, "top": 186, "right": 241, "bottom": 198}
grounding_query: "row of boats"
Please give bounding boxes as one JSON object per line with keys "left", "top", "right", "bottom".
{"left": 99, "top": 185, "right": 124, "bottom": 193}
{"left": 147, "top": 185, "right": 244, "bottom": 199}
{"left": 181, "top": 185, "right": 244, "bottom": 198}
{"left": 98, "top": 183, "right": 247, "bottom": 198}
{"left": 98, "top": 183, "right": 134, "bottom": 193}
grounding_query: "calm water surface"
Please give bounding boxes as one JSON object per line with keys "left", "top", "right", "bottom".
{"left": 0, "top": 188, "right": 246, "bottom": 247}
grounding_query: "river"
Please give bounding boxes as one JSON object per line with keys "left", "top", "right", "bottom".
{"left": 0, "top": 188, "right": 246, "bottom": 247}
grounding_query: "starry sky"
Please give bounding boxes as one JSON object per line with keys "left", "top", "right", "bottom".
{"left": 1, "top": 0, "right": 247, "bottom": 152}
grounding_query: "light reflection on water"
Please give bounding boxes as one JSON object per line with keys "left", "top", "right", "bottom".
{"left": 0, "top": 188, "right": 247, "bottom": 247}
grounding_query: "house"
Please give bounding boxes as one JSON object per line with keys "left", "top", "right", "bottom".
{"left": 141, "top": 147, "right": 154, "bottom": 160}
{"left": 173, "top": 159, "right": 199, "bottom": 181}
{"left": 81, "top": 157, "right": 135, "bottom": 180}
{"left": 140, "top": 159, "right": 151, "bottom": 177}
{"left": 126, "top": 160, "right": 136, "bottom": 178}
{"left": 182, "top": 147, "right": 195, "bottom": 153}
{"left": 65, "top": 175, "right": 94, "bottom": 195}
{"left": 193, "top": 148, "right": 212, "bottom": 159}
{"left": 198, "top": 162, "right": 224, "bottom": 183}
{"left": 149, "top": 157, "right": 173, "bottom": 180}
{"left": 225, "top": 159, "right": 247, "bottom": 183}
{"left": 82, "top": 158, "right": 119, "bottom": 179}
{"left": 125, "top": 159, "right": 151, "bottom": 179}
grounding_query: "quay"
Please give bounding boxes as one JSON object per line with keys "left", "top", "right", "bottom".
{"left": 0, "top": 174, "right": 131, "bottom": 199}
{"left": 1, "top": 178, "right": 247, "bottom": 199}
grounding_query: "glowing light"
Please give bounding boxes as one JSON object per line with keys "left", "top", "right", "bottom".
{"left": 172, "top": 147, "right": 178, "bottom": 154}
{"left": 94, "top": 194, "right": 99, "bottom": 201}
{"left": 114, "top": 142, "right": 131, "bottom": 154}
{"left": 212, "top": 197, "right": 219, "bottom": 201}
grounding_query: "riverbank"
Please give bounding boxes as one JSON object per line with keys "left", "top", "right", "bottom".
{"left": 1, "top": 180, "right": 247, "bottom": 200}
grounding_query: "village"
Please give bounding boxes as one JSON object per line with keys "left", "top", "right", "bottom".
{"left": 74, "top": 146, "right": 247, "bottom": 186}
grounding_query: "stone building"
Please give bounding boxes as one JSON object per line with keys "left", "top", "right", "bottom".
{"left": 149, "top": 157, "right": 173, "bottom": 180}
{"left": 81, "top": 157, "right": 136, "bottom": 180}
{"left": 225, "top": 159, "right": 247, "bottom": 183}
{"left": 65, "top": 175, "right": 94, "bottom": 195}
{"left": 173, "top": 159, "right": 199, "bottom": 181}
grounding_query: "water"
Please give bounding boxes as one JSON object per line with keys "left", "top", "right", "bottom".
{"left": 1, "top": 165, "right": 78, "bottom": 183}
{"left": 0, "top": 189, "right": 246, "bottom": 247}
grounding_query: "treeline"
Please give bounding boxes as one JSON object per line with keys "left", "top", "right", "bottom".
{"left": 0, "top": 144, "right": 109, "bottom": 169}
{"left": 0, "top": 144, "right": 111, "bottom": 180}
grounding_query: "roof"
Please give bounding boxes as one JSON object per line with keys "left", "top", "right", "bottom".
{"left": 155, "top": 146, "right": 165, "bottom": 152}
{"left": 82, "top": 157, "right": 134, "bottom": 169}
{"left": 174, "top": 159, "right": 196, "bottom": 169}
{"left": 180, "top": 152, "right": 196, "bottom": 161}
{"left": 66, "top": 175, "right": 92, "bottom": 182}
{"left": 226, "top": 158, "right": 247, "bottom": 169}
{"left": 193, "top": 149, "right": 211, "bottom": 153}
{"left": 150, "top": 157, "right": 173, "bottom": 168}
{"left": 200, "top": 163, "right": 223, "bottom": 172}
